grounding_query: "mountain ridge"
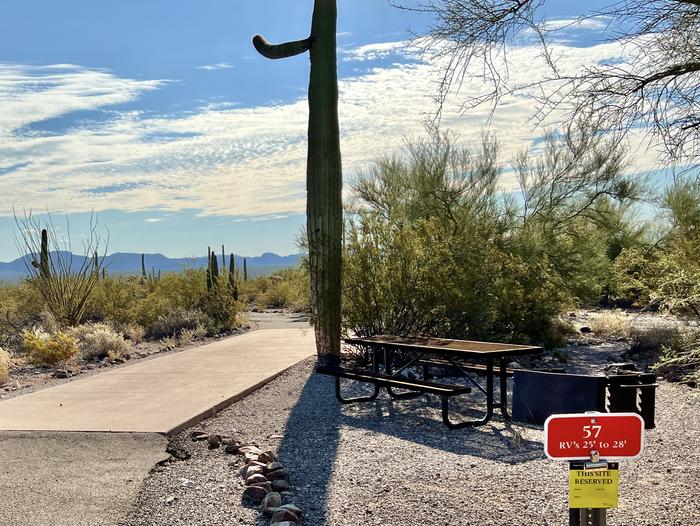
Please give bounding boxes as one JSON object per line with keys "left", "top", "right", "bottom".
{"left": 0, "top": 251, "right": 303, "bottom": 281}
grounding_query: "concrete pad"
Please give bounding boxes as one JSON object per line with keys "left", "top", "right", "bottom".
{"left": 0, "top": 431, "right": 168, "bottom": 526}
{"left": 0, "top": 328, "right": 315, "bottom": 434}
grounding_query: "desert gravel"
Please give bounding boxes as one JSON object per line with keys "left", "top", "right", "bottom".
{"left": 122, "top": 357, "right": 700, "bottom": 526}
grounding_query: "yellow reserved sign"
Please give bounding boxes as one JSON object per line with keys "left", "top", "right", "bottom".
{"left": 569, "top": 468, "right": 619, "bottom": 509}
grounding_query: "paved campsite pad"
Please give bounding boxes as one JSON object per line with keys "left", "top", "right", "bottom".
{"left": 0, "top": 432, "right": 168, "bottom": 526}
{"left": 0, "top": 328, "right": 315, "bottom": 434}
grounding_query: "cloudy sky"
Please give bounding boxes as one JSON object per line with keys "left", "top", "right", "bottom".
{"left": 0, "top": 0, "right": 663, "bottom": 261}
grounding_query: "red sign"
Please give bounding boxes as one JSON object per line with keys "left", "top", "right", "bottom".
{"left": 544, "top": 413, "right": 645, "bottom": 460}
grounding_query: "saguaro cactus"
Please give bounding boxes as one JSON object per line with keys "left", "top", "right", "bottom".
{"left": 254, "top": 0, "right": 343, "bottom": 363}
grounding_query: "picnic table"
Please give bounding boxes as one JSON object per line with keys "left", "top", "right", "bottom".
{"left": 317, "top": 335, "right": 542, "bottom": 428}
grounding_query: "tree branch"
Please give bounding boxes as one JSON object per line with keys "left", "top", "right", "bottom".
{"left": 252, "top": 34, "right": 313, "bottom": 60}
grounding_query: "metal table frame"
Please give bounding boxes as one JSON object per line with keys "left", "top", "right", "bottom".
{"left": 345, "top": 335, "right": 542, "bottom": 427}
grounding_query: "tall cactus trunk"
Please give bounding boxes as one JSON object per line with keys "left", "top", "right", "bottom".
{"left": 40, "top": 228, "right": 50, "bottom": 279}
{"left": 253, "top": 0, "right": 342, "bottom": 364}
{"left": 306, "top": 1, "right": 342, "bottom": 363}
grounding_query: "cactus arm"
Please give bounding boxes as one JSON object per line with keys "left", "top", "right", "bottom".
{"left": 252, "top": 34, "right": 313, "bottom": 60}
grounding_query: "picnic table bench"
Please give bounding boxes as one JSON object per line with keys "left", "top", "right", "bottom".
{"left": 316, "top": 334, "right": 542, "bottom": 428}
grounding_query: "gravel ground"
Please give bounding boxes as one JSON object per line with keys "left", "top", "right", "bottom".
{"left": 122, "top": 357, "right": 700, "bottom": 526}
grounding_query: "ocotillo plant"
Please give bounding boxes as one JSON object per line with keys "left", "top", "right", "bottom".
{"left": 254, "top": 0, "right": 343, "bottom": 362}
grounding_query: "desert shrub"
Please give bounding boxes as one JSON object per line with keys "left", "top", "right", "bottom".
{"left": 148, "top": 307, "right": 209, "bottom": 339}
{"left": 178, "top": 328, "right": 194, "bottom": 345}
{"left": 22, "top": 330, "right": 78, "bottom": 365}
{"left": 0, "top": 282, "right": 45, "bottom": 351}
{"left": 70, "top": 323, "right": 131, "bottom": 361}
{"left": 192, "top": 324, "right": 208, "bottom": 340}
{"left": 254, "top": 266, "right": 310, "bottom": 311}
{"left": 344, "top": 128, "right": 632, "bottom": 345}
{"left": 0, "top": 347, "right": 11, "bottom": 384}
{"left": 590, "top": 312, "right": 631, "bottom": 339}
{"left": 655, "top": 330, "right": 700, "bottom": 385}
{"left": 629, "top": 323, "right": 683, "bottom": 357}
{"left": 124, "top": 324, "right": 145, "bottom": 344}
{"left": 607, "top": 248, "right": 658, "bottom": 308}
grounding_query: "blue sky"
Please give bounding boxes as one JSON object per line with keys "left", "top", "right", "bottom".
{"left": 0, "top": 0, "right": 661, "bottom": 261}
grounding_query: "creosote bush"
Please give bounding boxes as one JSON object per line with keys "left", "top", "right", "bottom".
{"left": 22, "top": 330, "right": 79, "bottom": 365}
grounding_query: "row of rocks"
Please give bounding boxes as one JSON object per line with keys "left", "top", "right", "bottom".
{"left": 190, "top": 431, "right": 303, "bottom": 525}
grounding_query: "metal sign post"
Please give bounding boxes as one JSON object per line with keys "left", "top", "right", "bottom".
{"left": 543, "top": 413, "right": 645, "bottom": 526}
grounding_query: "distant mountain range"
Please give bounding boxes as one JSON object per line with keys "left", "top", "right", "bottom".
{"left": 0, "top": 251, "right": 303, "bottom": 282}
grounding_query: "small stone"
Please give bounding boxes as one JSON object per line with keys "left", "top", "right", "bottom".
{"left": 165, "top": 496, "right": 176, "bottom": 504}
{"left": 507, "top": 362, "right": 522, "bottom": 369}
{"left": 265, "top": 461, "right": 284, "bottom": 473}
{"left": 270, "top": 506, "right": 299, "bottom": 526}
{"left": 259, "top": 450, "right": 277, "bottom": 463}
{"left": 260, "top": 492, "right": 282, "bottom": 515}
{"left": 270, "top": 508, "right": 299, "bottom": 524}
{"left": 580, "top": 326, "right": 592, "bottom": 333}
{"left": 241, "top": 465, "right": 264, "bottom": 479}
{"left": 224, "top": 443, "right": 241, "bottom": 454}
{"left": 271, "top": 479, "right": 290, "bottom": 492}
{"left": 207, "top": 434, "right": 222, "bottom": 449}
{"left": 53, "top": 369, "right": 71, "bottom": 379}
{"left": 245, "top": 473, "right": 268, "bottom": 486}
{"left": 278, "top": 504, "right": 302, "bottom": 517}
{"left": 243, "top": 452, "right": 261, "bottom": 464}
{"left": 267, "top": 469, "right": 289, "bottom": 482}
{"left": 242, "top": 485, "right": 268, "bottom": 505}
{"left": 270, "top": 523, "right": 296, "bottom": 526}
{"left": 249, "top": 481, "right": 272, "bottom": 493}
{"left": 190, "top": 431, "right": 209, "bottom": 442}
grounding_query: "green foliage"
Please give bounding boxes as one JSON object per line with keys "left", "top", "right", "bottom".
{"left": 22, "top": 330, "right": 78, "bottom": 365}
{"left": 344, "top": 128, "right": 633, "bottom": 345}
{"left": 197, "top": 275, "right": 241, "bottom": 334}
{"left": 655, "top": 330, "right": 700, "bottom": 385}
{"left": 148, "top": 308, "right": 209, "bottom": 339}
{"left": 246, "top": 265, "right": 310, "bottom": 312}
{"left": 0, "top": 347, "right": 10, "bottom": 384}
{"left": 0, "top": 282, "right": 45, "bottom": 351}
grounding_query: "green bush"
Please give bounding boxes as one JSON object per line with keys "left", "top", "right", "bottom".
{"left": 655, "top": 330, "right": 700, "bottom": 385}
{"left": 70, "top": 323, "right": 131, "bottom": 361}
{"left": 0, "top": 282, "right": 45, "bottom": 351}
{"left": 22, "top": 330, "right": 78, "bottom": 365}
{"left": 343, "top": 128, "right": 631, "bottom": 345}
{"left": 148, "top": 308, "right": 209, "bottom": 339}
{"left": 252, "top": 266, "right": 310, "bottom": 312}
{"left": 0, "top": 347, "right": 10, "bottom": 384}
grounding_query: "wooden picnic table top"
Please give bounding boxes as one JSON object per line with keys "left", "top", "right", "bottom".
{"left": 344, "top": 334, "right": 542, "bottom": 358}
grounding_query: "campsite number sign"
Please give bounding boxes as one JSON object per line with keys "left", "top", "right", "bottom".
{"left": 544, "top": 413, "right": 645, "bottom": 460}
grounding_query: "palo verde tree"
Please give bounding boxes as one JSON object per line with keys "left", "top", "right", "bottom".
{"left": 253, "top": 0, "right": 343, "bottom": 363}
{"left": 407, "top": 0, "right": 700, "bottom": 165}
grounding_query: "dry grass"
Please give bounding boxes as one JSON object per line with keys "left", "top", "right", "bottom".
{"left": 590, "top": 311, "right": 632, "bottom": 339}
{"left": 124, "top": 324, "right": 146, "bottom": 344}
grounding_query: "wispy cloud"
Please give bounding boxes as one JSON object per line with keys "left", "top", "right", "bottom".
{"left": 0, "top": 33, "right": 663, "bottom": 220}
{"left": 197, "top": 62, "right": 235, "bottom": 71}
